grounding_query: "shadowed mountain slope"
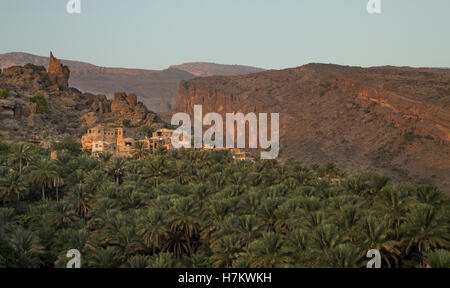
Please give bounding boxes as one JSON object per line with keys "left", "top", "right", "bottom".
{"left": 176, "top": 63, "right": 450, "bottom": 193}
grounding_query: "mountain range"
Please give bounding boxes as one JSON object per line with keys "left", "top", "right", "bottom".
{"left": 1, "top": 52, "right": 449, "bottom": 193}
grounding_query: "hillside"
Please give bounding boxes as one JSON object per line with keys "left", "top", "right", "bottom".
{"left": 0, "top": 53, "right": 265, "bottom": 112}
{"left": 176, "top": 64, "right": 450, "bottom": 193}
{"left": 0, "top": 54, "right": 164, "bottom": 143}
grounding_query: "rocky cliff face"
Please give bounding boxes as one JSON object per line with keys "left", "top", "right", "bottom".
{"left": 0, "top": 53, "right": 163, "bottom": 143}
{"left": 176, "top": 64, "right": 450, "bottom": 193}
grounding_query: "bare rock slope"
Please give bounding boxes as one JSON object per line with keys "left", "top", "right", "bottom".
{"left": 177, "top": 64, "right": 450, "bottom": 193}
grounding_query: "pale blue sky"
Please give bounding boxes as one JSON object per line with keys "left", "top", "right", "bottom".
{"left": 0, "top": 0, "right": 449, "bottom": 70}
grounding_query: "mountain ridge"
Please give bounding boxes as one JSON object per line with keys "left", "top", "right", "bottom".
{"left": 0, "top": 52, "right": 265, "bottom": 112}
{"left": 169, "top": 62, "right": 265, "bottom": 77}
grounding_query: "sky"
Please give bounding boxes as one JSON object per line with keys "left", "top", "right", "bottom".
{"left": 0, "top": 0, "right": 449, "bottom": 70}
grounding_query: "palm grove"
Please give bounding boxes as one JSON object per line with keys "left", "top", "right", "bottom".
{"left": 0, "top": 138, "right": 449, "bottom": 268}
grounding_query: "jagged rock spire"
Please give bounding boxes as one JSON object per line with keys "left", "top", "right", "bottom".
{"left": 48, "top": 51, "right": 70, "bottom": 89}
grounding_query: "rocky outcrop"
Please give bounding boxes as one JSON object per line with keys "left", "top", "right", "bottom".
{"left": 48, "top": 52, "right": 70, "bottom": 89}
{"left": 1, "top": 64, "right": 52, "bottom": 92}
{"left": 0, "top": 99, "right": 16, "bottom": 116}
{"left": 89, "top": 94, "right": 111, "bottom": 114}
{"left": 176, "top": 64, "right": 450, "bottom": 193}
{"left": 111, "top": 92, "right": 139, "bottom": 113}
{"left": 0, "top": 53, "right": 165, "bottom": 143}
{"left": 111, "top": 92, "right": 150, "bottom": 124}
{"left": 0, "top": 98, "right": 35, "bottom": 118}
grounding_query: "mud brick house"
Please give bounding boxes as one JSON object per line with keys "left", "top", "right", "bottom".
{"left": 81, "top": 125, "right": 175, "bottom": 156}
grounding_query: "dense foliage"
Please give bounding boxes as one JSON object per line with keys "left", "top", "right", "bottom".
{"left": 0, "top": 139, "right": 448, "bottom": 268}
{"left": 29, "top": 92, "right": 49, "bottom": 114}
{"left": 0, "top": 89, "right": 9, "bottom": 99}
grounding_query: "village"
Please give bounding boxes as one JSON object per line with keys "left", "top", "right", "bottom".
{"left": 80, "top": 125, "right": 253, "bottom": 161}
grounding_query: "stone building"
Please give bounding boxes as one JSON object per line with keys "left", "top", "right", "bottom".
{"left": 230, "top": 148, "right": 252, "bottom": 161}
{"left": 81, "top": 125, "right": 249, "bottom": 159}
{"left": 150, "top": 128, "right": 175, "bottom": 151}
{"left": 81, "top": 125, "right": 175, "bottom": 156}
{"left": 81, "top": 126, "right": 135, "bottom": 156}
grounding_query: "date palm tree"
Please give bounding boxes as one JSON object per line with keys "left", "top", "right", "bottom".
{"left": 132, "top": 141, "right": 150, "bottom": 160}
{"left": 235, "top": 215, "right": 263, "bottom": 247}
{"left": 168, "top": 198, "right": 200, "bottom": 256}
{"left": 9, "top": 228, "right": 43, "bottom": 268}
{"left": 137, "top": 209, "right": 168, "bottom": 254}
{"left": 126, "top": 255, "right": 151, "bottom": 268}
{"left": 144, "top": 156, "right": 169, "bottom": 178}
{"left": 367, "top": 174, "right": 390, "bottom": 205}
{"left": 0, "top": 171, "right": 28, "bottom": 203}
{"left": 88, "top": 246, "right": 121, "bottom": 268}
{"left": 70, "top": 184, "right": 92, "bottom": 219}
{"left": 149, "top": 252, "right": 176, "bottom": 268}
{"left": 416, "top": 186, "right": 445, "bottom": 207}
{"left": 209, "top": 172, "right": 226, "bottom": 191}
{"left": 8, "top": 143, "right": 33, "bottom": 173}
{"left": 0, "top": 208, "right": 18, "bottom": 233}
{"left": 328, "top": 243, "right": 362, "bottom": 268}
{"left": 426, "top": 249, "right": 450, "bottom": 268}
{"left": 201, "top": 200, "right": 231, "bottom": 240}
{"left": 98, "top": 151, "right": 113, "bottom": 164}
{"left": 334, "top": 205, "right": 361, "bottom": 242}
{"left": 175, "top": 161, "right": 193, "bottom": 185}
{"left": 246, "top": 232, "right": 291, "bottom": 268}
{"left": 106, "top": 157, "right": 128, "bottom": 184}
{"left": 47, "top": 201, "right": 78, "bottom": 229}
{"left": 379, "top": 187, "right": 411, "bottom": 240}
{"left": 27, "top": 156, "right": 58, "bottom": 200}
{"left": 287, "top": 229, "right": 311, "bottom": 266}
{"left": 357, "top": 216, "right": 400, "bottom": 268}
{"left": 103, "top": 213, "right": 142, "bottom": 261}
{"left": 53, "top": 229, "right": 88, "bottom": 268}
{"left": 401, "top": 204, "right": 449, "bottom": 265}
{"left": 210, "top": 234, "right": 243, "bottom": 268}
{"left": 85, "top": 169, "right": 106, "bottom": 194}
{"left": 53, "top": 173, "right": 64, "bottom": 201}
{"left": 313, "top": 224, "right": 343, "bottom": 260}
{"left": 258, "top": 198, "right": 280, "bottom": 232}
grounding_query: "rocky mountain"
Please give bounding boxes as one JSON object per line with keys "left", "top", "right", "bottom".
{"left": 176, "top": 64, "right": 450, "bottom": 193}
{"left": 0, "top": 52, "right": 265, "bottom": 112}
{"left": 0, "top": 53, "right": 163, "bottom": 144}
{"left": 170, "top": 62, "right": 264, "bottom": 77}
